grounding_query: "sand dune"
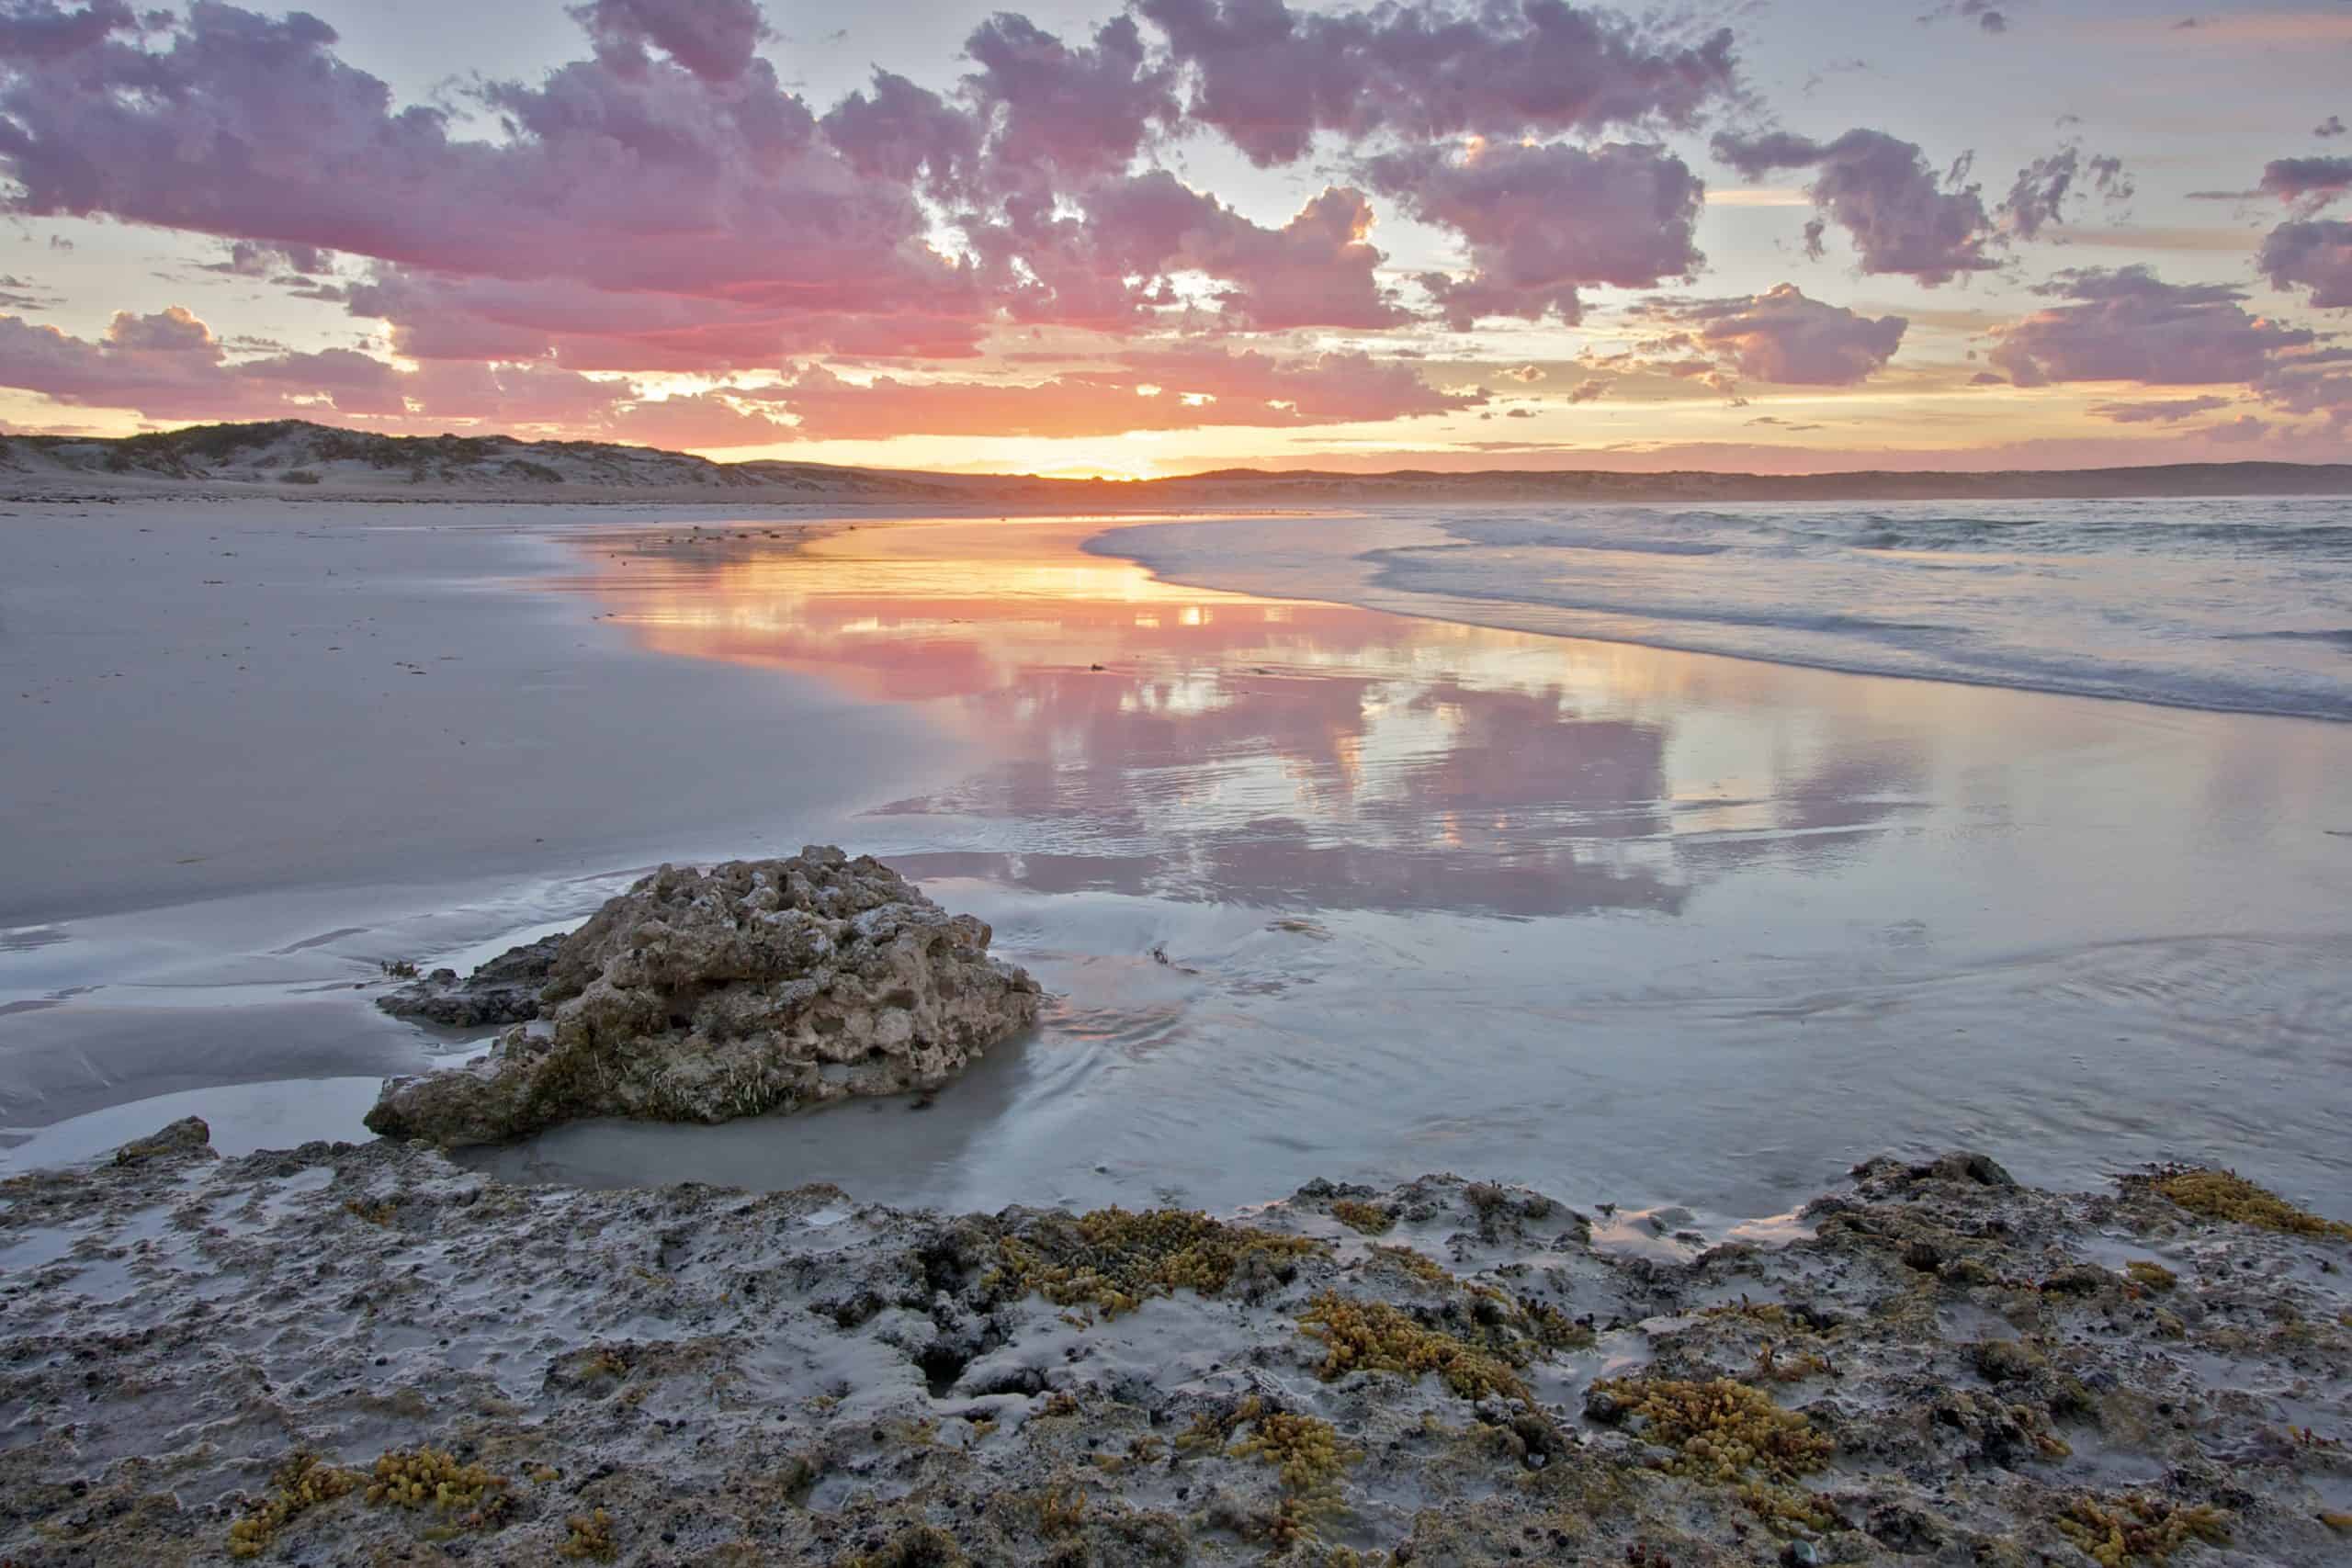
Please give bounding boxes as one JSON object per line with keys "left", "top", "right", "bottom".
{"left": 6, "top": 418, "right": 2350, "bottom": 507}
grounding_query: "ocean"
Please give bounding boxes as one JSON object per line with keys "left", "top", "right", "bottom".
{"left": 1098, "top": 497, "right": 2352, "bottom": 721}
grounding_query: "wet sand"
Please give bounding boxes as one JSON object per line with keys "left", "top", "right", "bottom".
{"left": 5, "top": 506, "right": 2351, "bottom": 1225}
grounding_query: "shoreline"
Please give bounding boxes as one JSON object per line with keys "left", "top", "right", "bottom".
{"left": 1078, "top": 514, "right": 2352, "bottom": 727}
{"left": 7, "top": 505, "right": 2352, "bottom": 1226}
{"left": 2, "top": 1122, "right": 2346, "bottom": 1565}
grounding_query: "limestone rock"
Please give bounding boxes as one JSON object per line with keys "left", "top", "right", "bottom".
{"left": 112, "top": 1116, "right": 214, "bottom": 1166}
{"left": 365, "top": 849, "right": 1041, "bottom": 1146}
{"left": 376, "top": 934, "right": 563, "bottom": 1029}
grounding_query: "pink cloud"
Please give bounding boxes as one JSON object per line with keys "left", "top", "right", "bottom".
{"left": 2084, "top": 394, "right": 2236, "bottom": 423}
{"left": 1987, "top": 266, "right": 2315, "bottom": 388}
{"left": 1712, "top": 127, "right": 1999, "bottom": 285}
{"left": 0, "top": 4, "right": 968, "bottom": 359}
{"left": 1137, "top": 0, "right": 1736, "bottom": 167}
{"left": 1362, "top": 141, "right": 1704, "bottom": 328}
{"left": 0, "top": 303, "right": 814, "bottom": 442}
{"left": 0, "top": 306, "right": 405, "bottom": 421}
{"left": 1638, "top": 284, "right": 1907, "bottom": 386}
{"left": 758, "top": 346, "right": 1479, "bottom": 440}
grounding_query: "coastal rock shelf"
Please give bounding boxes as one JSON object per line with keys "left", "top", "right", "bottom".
{"left": 2, "top": 1130, "right": 2347, "bottom": 1564}
{"left": 364, "top": 849, "right": 1042, "bottom": 1146}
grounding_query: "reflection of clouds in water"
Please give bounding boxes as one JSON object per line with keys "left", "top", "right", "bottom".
{"left": 555, "top": 523, "right": 1926, "bottom": 919}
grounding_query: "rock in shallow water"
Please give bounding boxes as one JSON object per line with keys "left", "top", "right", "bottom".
{"left": 364, "top": 848, "right": 1041, "bottom": 1146}
{"left": 374, "top": 933, "right": 563, "bottom": 1029}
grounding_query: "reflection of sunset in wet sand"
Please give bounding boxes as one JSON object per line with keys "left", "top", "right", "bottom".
{"left": 560, "top": 517, "right": 1940, "bottom": 918}
{"left": 469, "top": 513, "right": 2352, "bottom": 1220}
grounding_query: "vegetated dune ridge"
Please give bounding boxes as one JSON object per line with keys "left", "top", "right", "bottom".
{"left": 6, "top": 418, "right": 2351, "bottom": 508}
{"left": 4, "top": 1124, "right": 2347, "bottom": 1564}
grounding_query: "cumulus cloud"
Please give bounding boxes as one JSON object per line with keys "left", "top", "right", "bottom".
{"left": 568, "top": 0, "right": 771, "bottom": 81}
{"left": 2259, "top": 220, "right": 2352, "bottom": 309}
{"left": 2320, "top": 116, "right": 2346, "bottom": 140}
{"left": 972, "top": 173, "right": 1408, "bottom": 333}
{"left": 0, "top": 305, "right": 406, "bottom": 421}
{"left": 1361, "top": 141, "right": 1704, "bottom": 329}
{"left": 1711, "top": 127, "right": 1998, "bottom": 284}
{"left": 1996, "top": 146, "right": 2132, "bottom": 239}
{"left": 1136, "top": 0, "right": 1737, "bottom": 167}
{"left": 818, "top": 71, "right": 984, "bottom": 201}
{"left": 1566, "top": 376, "right": 1609, "bottom": 402}
{"left": 962, "top": 14, "right": 1178, "bottom": 188}
{"left": 0, "top": 0, "right": 133, "bottom": 60}
{"left": 0, "top": 5, "right": 976, "bottom": 362}
{"left": 1640, "top": 284, "right": 1908, "bottom": 385}
{"left": 1985, "top": 266, "right": 2313, "bottom": 387}
{"left": 1499, "top": 365, "right": 1545, "bottom": 382}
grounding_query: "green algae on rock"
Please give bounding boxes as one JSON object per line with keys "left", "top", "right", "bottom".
{"left": 990, "top": 1206, "right": 1322, "bottom": 1317}
{"left": 364, "top": 849, "right": 1041, "bottom": 1145}
{"left": 9, "top": 1133, "right": 2347, "bottom": 1566}
{"left": 2130, "top": 1165, "right": 2352, "bottom": 1240}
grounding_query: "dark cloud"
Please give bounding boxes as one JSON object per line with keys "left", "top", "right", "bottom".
{"left": 1361, "top": 141, "right": 1704, "bottom": 329}
{"left": 567, "top": 0, "right": 771, "bottom": 82}
{"left": 2259, "top": 220, "right": 2352, "bottom": 309}
{"left": 198, "top": 240, "right": 333, "bottom": 278}
{"left": 979, "top": 173, "right": 1409, "bottom": 333}
{"left": 1986, "top": 266, "right": 2313, "bottom": 387}
{"left": 2259, "top": 156, "right": 2352, "bottom": 210}
{"left": 1918, "top": 1, "right": 2014, "bottom": 33}
{"left": 961, "top": 14, "right": 1178, "bottom": 188}
{"left": 0, "top": 0, "right": 134, "bottom": 61}
{"left": 1711, "top": 127, "right": 1999, "bottom": 284}
{"left": 2319, "top": 116, "right": 2346, "bottom": 141}
{"left": 2253, "top": 346, "right": 2352, "bottom": 426}
{"left": 1997, "top": 146, "right": 2132, "bottom": 240}
{"left": 1136, "top": 0, "right": 1736, "bottom": 167}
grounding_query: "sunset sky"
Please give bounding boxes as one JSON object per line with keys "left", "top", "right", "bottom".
{"left": 0, "top": 0, "right": 2347, "bottom": 477}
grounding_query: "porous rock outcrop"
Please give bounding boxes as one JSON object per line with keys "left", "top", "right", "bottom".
{"left": 364, "top": 848, "right": 1040, "bottom": 1146}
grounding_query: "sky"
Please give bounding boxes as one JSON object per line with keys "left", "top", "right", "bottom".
{"left": 0, "top": 0, "right": 2346, "bottom": 478}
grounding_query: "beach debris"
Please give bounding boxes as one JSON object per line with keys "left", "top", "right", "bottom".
{"left": 363, "top": 848, "right": 1041, "bottom": 1145}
